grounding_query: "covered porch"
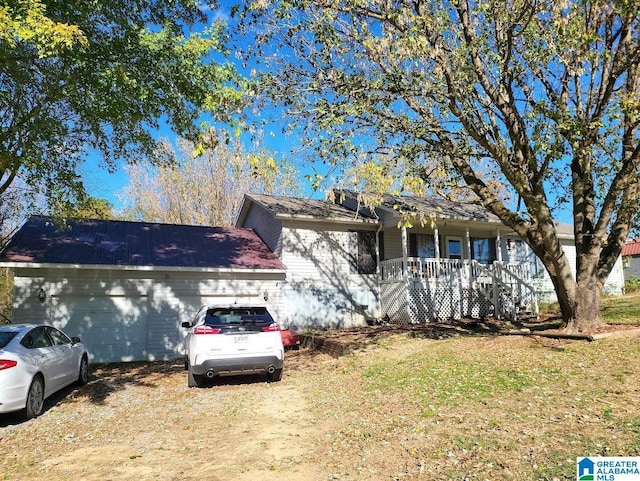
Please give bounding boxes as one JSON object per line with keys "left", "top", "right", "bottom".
{"left": 377, "top": 224, "right": 539, "bottom": 324}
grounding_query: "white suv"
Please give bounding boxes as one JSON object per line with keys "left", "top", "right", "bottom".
{"left": 181, "top": 306, "right": 284, "bottom": 387}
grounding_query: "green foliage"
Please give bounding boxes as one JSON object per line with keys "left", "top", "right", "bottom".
{"left": 234, "top": 0, "right": 640, "bottom": 329}
{"left": 624, "top": 276, "right": 640, "bottom": 293}
{"left": 0, "top": 268, "right": 12, "bottom": 324}
{"left": 0, "top": 0, "right": 87, "bottom": 57}
{"left": 52, "top": 196, "right": 115, "bottom": 221}
{"left": 0, "top": 0, "right": 244, "bottom": 213}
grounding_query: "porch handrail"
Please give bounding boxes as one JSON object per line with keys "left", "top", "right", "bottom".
{"left": 471, "top": 261, "right": 517, "bottom": 319}
{"left": 502, "top": 263, "right": 531, "bottom": 281}
{"left": 489, "top": 261, "right": 539, "bottom": 319}
{"left": 380, "top": 257, "right": 469, "bottom": 282}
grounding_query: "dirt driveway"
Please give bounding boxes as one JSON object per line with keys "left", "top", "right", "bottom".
{"left": 0, "top": 349, "right": 341, "bottom": 481}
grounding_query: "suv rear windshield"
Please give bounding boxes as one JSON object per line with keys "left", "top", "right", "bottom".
{"left": 204, "top": 307, "right": 274, "bottom": 327}
{"left": 0, "top": 331, "right": 18, "bottom": 349}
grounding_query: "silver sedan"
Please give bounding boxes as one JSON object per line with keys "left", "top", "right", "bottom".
{"left": 0, "top": 324, "right": 89, "bottom": 419}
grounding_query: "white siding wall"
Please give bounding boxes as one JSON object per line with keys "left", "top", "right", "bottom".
{"left": 12, "top": 267, "right": 285, "bottom": 363}
{"left": 606, "top": 256, "right": 625, "bottom": 295}
{"left": 280, "top": 222, "right": 380, "bottom": 328}
{"left": 242, "top": 204, "right": 283, "bottom": 256}
{"left": 382, "top": 228, "right": 404, "bottom": 260}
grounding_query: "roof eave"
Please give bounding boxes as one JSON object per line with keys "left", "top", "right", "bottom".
{"left": 274, "top": 213, "right": 379, "bottom": 225}
{"left": 0, "top": 262, "right": 286, "bottom": 274}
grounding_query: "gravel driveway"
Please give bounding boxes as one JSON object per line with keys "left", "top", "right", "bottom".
{"left": 0, "top": 349, "right": 338, "bottom": 481}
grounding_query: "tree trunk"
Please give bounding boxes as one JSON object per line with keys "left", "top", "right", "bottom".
{"left": 533, "top": 242, "right": 608, "bottom": 334}
{"left": 562, "top": 280, "right": 607, "bottom": 333}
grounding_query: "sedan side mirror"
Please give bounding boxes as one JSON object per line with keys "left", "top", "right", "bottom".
{"left": 71, "top": 336, "right": 82, "bottom": 344}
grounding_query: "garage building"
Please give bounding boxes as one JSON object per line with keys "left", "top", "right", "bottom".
{"left": 0, "top": 217, "right": 286, "bottom": 363}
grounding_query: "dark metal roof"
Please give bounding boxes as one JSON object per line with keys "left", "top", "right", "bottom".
{"left": 0, "top": 217, "right": 286, "bottom": 271}
{"left": 245, "top": 193, "right": 377, "bottom": 222}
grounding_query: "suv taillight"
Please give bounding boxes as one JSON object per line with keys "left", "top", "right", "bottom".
{"left": 0, "top": 359, "right": 17, "bottom": 370}
{"left": 262, "top": 323, "right": 281, "bottom": 332}
{"left": 193, "top": 326, "right": 221, "bottom": 335}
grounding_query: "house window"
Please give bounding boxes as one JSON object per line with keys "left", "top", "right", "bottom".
{"left": 471, "top": 237, "right": 496, "bottom": 264}
{"left": 353, "top": 231, "right": 377, "bottom": 274}
{"left": 409, "top": 234, "right": 435, "bottom": 258}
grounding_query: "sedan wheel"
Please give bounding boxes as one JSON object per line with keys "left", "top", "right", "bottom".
{"left": 77, "top": 356, "right": 89, "bottom": 386}
{"left": 25, "top": 376, "right": 45, "bottom": 419}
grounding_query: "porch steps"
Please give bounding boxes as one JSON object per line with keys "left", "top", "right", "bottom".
{"left": 473, "top": 261, "right": 539, "bottom": 322}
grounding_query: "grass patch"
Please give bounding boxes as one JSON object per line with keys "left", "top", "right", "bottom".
{"left": 538, "top": 291, "right": 640, "bottom": 325}
{"left": 601, "top": 291, "right": 640, "bottom": 324}
{"left": 307, "top": 332, "right": 640, "bottom": 480}
{"left": 362, "top": 338, "right": 562, "bottom": 411}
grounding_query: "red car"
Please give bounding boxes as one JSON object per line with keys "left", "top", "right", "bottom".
{"left": 280, "top": 329, "right": 300, "bottom": 349}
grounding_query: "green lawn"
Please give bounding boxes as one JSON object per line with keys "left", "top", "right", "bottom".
{"left": 601, "top": 291, "right": 640, "bottom": 324}
{"left": 539, "top": 290, "right": 640, "bottom": 325}
{"left": 305, "top": 327, "right": 640, "bottom": 480}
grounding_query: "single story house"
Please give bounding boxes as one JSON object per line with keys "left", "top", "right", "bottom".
{"left": 0, "top": 193, "right": 626, "bottom": 362}
{"left": 236, "top": 191, "right": 625, "bottom": 327}
{"left": 0, "top": 217, "right": 286, "bottom": 363}
{"left": 622, "top": 239, "right": 640, "bottom": 281}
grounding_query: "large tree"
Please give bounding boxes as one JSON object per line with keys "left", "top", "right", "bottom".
{"left": 121, "top": 134, "right": 303, "bottom": 226}
{"left": 232, "top": 0, "right": 640, "bottom": 332}
{"left": 0, "top": 0, "right": 243, "bottom": 211}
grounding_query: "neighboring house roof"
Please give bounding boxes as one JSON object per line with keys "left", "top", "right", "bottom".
{"left": 0, "top": 217, "right": 286, "bottom": 271}
{"left": 236, "top": 193, "right": 378, "bottom": 225}
{"left": 622, "top": 239, "right": 640, "bottom": 256}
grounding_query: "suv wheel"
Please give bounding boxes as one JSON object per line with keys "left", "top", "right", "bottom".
{"left": 187, "top": 363, "right": 205, "bottom": 388}
{"left": 267, "top": 368, "right": 283, "bottom": 382}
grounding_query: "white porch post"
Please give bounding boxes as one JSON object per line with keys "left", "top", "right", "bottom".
{"left": 434, "top": 224, "right": 440, "bottom": 259}
{"left": 464, "top": 227, "right": 471, "bottom": 278}
{"left": 401, "top": 224, "right": 411, "bottom": 323}
{"left": 401, "top": 224, "right": 408, "bottom": 278}
{"left": 496, "top": 230, "right": 502, "bottom": 263}
{"left": 465, "top": 227, "right": 471, "bottom": 260}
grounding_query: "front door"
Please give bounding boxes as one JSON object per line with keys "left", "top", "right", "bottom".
{"left": 446, "top": 236, "right": 464, "bottom": 260}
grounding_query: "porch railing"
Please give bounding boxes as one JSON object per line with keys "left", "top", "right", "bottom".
{"left": 472, "top": 261, "right": 538, "bottom": 320}
{"left": 380, "top": 257, "right": 468, "bottom": 282}
{"left": 379, "top": 257, "right": 538, "bottom": 321}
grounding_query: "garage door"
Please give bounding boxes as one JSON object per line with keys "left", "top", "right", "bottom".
{"left": 51, "top": 295, "right": 148, "bottom": 363}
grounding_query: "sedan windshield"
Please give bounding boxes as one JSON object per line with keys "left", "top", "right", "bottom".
{"left": 0, "top": 331, "right": 18, "bottom": 349}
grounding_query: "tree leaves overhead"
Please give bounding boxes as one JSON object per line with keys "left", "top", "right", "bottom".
{"left": 0, "top": 0, "right": 244, "bottom": 207}
{"left": 233, "top": 0, "right": 639, "bottom": 329}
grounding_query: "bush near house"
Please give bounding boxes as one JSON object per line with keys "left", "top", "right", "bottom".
{"left": 0, "top": 268, "right": 12, "bottom": 324}
{"left": 624, "top": 277, "right": 640, "bottom": 293}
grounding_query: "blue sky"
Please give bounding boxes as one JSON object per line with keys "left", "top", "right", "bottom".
{"left": 79, "top": 123, "right": 325, "bottom": 212}
{"left": 80, "top": 2, "right": 325, "bottom": 211}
